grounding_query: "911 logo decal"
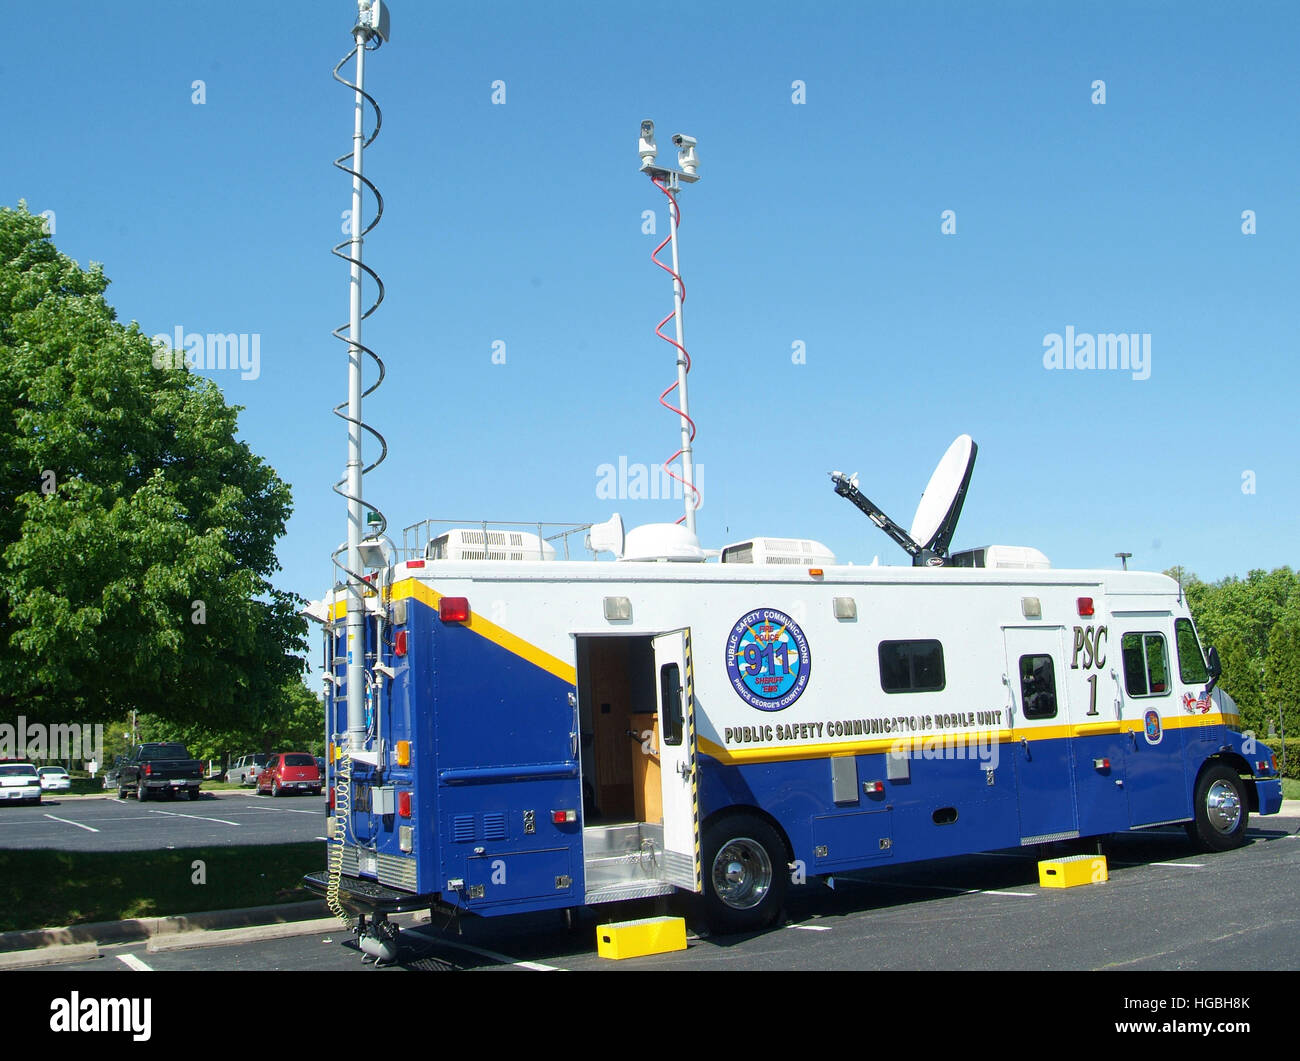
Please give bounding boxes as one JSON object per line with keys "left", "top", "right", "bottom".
{"left": 725, "top": 608, "right": 811, "bottom": 712}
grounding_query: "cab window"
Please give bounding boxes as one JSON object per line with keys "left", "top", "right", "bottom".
{"left": 1175, "top": 618, "right": 1208, "bottom": 684}
{"left": 1121, "top": 632, "right": 1170, "bottom": 697}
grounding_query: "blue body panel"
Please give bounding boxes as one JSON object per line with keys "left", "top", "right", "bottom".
{"left": 326, "top": 593, "right": 1283, "bottom": 919}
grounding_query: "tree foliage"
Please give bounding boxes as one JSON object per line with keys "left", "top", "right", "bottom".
{"left": 0, "top": 203, "right": 307, "bottom": 730}
{"left": 1180, "top": 566, "right": 1300, "bottom": 739}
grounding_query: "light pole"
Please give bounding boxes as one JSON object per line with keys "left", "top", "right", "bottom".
{"left": 1115, "top": 552, "right": 1131, "bottom": 571}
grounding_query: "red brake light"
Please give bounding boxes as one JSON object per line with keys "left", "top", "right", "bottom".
{"left": 439, "top": 597, "right": 470, "bottom": 623}
{"left": 144, "top": 764, "right": 152, "bottom": 776}
{"left": 1077, "top": 597, "right": 1095, "bottom": 617}
{"left": 398, "top": 791, "right": 411, "bottom": 818}
{"left": 395, "top": 630, "right": 408, "bottom": 656}
{"left": 405, "top": 560, "right": 425, "bottom": 569}
{"left": 328, "top": 787, "right": 335, "bottom": 809}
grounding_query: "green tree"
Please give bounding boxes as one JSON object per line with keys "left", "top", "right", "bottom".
{"left": 0, "top": 203, "right": 307, "bottom": 730}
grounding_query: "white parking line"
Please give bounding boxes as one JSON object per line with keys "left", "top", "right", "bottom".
{"left": 148, "top": 810, "right": 240, "bottom": 826}
{"left": 117, "top": 954, "right": 153, "bottom": 972}
{"left": 1152, "top": 861, "right": 1205, "bottom": 868}
{"left": 787, "top": 924, "right": 832, "bottom": 932}
{"left": 406, "top": 928, "right": 561, "bottom": 971}
{"left": 852, "top": 879, "right": 1035, "bottom": 898}
{"left": 242, "top": 806, "right": 322, "bottom": 816}
{"left": 42, "top": 814, "right": 99, "bottom": 833}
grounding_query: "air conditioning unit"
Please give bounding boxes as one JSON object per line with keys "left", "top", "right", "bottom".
{"left": 949, "top": 545, "right": 1050, "bottom": 570}
{"left": 721, "top": 537, "right": 836, "bottom": 566}
{"left": 426, "top": 529, "right": 557, "bottom": 562}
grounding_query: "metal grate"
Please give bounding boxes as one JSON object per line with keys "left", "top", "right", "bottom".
{"left": 452, "top": 815, "right": 475, "bottom": 843}
{"left": 483, "top": 812, "right": 507, "bottom": 840}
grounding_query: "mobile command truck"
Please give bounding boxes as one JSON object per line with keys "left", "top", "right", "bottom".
{"left": 306, "top": 519, "right": 1284, "bottom": 942}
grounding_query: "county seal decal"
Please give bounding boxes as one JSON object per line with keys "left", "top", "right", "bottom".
{"left": 1143, "top": 709, "right": 1163, "bottom": 745}
{"left": 725, "top": 608, "right": 811, "bottom": 712}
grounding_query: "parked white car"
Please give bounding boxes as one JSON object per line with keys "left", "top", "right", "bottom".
{"left": 38, "top": 766, "right": 72, "bottom": 792}
{"left": 0, "top": 763, "right": 42, "bottom": 804}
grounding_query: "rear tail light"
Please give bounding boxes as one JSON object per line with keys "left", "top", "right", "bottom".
{"left": 144, "top": 764, "right": 152, "bottom": 776}
{"left": 1077, "top": 597, "right": 1095, "bottom": 617}
{"left": 551, "top": 809, "right": 577, "bottom": 824}
{"left": 395, "top": 630, "right": 408, "bottom": 656}
{"left": 398, "top": 791, "right": 411, "bottom": 818}
{"left": 439, "top": 597, "right": 470, "bottom": 623}
{"left": 328, "top": 787, "right": 335, "bottom": 810}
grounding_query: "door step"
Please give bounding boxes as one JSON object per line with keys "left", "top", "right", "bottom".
{"left": 583, "top": 822, "right": 668, "bottom": 901}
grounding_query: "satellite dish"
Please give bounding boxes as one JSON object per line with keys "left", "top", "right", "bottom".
{"left": 586, "top": 513, "right": 625, "bottom": 558}
{"left": 830, "top": 433, "right": 978, "bottom": 566}
{"left": 909, "top": 434, "right": 977, "bottom": 556}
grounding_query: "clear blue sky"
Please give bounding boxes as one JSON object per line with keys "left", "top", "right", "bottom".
{"left": 8, "top": 1, "right": 1298, "bottom": 620}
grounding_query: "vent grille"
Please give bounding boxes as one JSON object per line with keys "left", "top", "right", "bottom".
{"left": 427, "top": 529, "right": 557, "bottom": 563}
{"left": 483, "top": 813, "right": 507, "bottom": 840}
{"left": 452, "top": 815, "right": 475, "bottom": 843}
{"left": 377, "top": 853, "right": 418, "bottom": 892}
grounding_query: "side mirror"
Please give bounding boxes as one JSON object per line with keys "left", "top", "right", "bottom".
{"left": 1205, "top": 645, "right": 1222, "bottom": 694}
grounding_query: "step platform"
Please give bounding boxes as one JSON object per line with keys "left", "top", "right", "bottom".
{"left": 596, "top": 915, "right": 687, "bottom": 960}
{"left": 1038, "top": 853, "right": 1108, "bottom": 889}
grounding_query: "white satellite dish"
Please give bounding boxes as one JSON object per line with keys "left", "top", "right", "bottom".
{"left": 910, "top": 434, "right": 977, "bottom": 555}
{"left": 586, "top": 513, "right": 626, "bottom": 558}
{"left": 830, "top": 433, "right": 978, "bottom": 566}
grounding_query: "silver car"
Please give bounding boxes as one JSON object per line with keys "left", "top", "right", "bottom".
{"left": 228, "top": 754, "right": 273, "bottom": 786}
{"left": 0, "top": 763, "right": 42, "bottom": 804}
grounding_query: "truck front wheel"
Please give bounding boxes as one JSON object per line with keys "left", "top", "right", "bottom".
{"left": 1187, "top": 764, "right": 1249, "bottom": 852}
{"left": 698, "top": 813, "right": 787, "bottom": 935}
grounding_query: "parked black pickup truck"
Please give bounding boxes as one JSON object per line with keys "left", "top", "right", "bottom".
{"left": 111, "top": 743, "right": 203, "bottom": 801}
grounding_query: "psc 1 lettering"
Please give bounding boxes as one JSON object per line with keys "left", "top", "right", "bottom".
{"left": 1071, "top": 624, "right": 1108, "bottom": 669}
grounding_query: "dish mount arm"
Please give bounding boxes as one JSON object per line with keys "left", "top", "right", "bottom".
{"left": 830, "top": 472, "right": 923, "bottom": 561}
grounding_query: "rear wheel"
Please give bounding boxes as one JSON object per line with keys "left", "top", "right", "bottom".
{"left": 117, "top": 782, "right": 127, "bottom": 800}
{"left": 136, "top": 781, "right": 148, "bottom": 802}
{"left": 1187, "top": 764, "right": 1249, "bottom": 852}
{"left": 271, "top": 780, "right": 281, "bottom": 798}
{"left": 189, "top": 787, "right": 202, "bottom": 801}
{"left": 698, "top": 813, "right": 787, "bottom": 935}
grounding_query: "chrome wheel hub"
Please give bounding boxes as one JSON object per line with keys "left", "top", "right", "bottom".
{"left": 711, "top": 837, "right": 773, "bottom": 910}
{"left": 1206, "top": 779, "right": 1242, "bottom": 833}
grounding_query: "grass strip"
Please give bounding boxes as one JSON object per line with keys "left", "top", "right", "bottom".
{"left": 0, "top": 842, "right": 325, "bottom": 934}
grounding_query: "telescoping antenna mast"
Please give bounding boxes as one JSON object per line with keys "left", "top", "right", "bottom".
{"left": 639, "top": 121, "right": 702, "bottom": 534}
{"left": 333, "top": 0, "right": 391, "bottom": 760}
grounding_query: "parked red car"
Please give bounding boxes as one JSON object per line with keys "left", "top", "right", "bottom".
{"left": 256, "top": 752, "right": 322, "bottom": 797}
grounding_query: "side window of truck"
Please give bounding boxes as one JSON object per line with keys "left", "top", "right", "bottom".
{"left": 1018, "top": 654, "right": 1057, "bottom": 719}
{"left": 1121, "top": 632, "right": 1170, "bottom": 697}
{"left": 878, "top": 640, "right": 946, "bottom": 693}
{"left": 660, "top": 663, "right": 683, "bottom": 746}
{"left": 1174, "top": 618, "right": 1208, "bottom": 684}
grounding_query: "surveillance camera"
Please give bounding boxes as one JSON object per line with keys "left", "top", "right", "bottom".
{"left": 673, "top": 133, "right": 699, "bottom": 176}
{"left": 638, "top": 118, "right": 658, "bottom": 168}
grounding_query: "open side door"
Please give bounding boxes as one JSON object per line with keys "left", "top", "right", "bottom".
{"left": 653, "top": 628, "right": 702, "bottom": 893}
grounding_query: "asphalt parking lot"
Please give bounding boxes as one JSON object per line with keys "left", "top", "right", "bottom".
{"left": 0, "top": 791, "right": 325, "bottom": 851}
{"left": 30, "top": 814, "right": 1300, "bottom": 972}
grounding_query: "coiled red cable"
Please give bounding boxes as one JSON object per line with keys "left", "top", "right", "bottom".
{"left": 650, "top": 176, "right": 701, "bottom": 523}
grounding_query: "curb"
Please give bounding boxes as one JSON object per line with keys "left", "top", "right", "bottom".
{"left": 0, "top": 899, "right": 332, "bottom": 964}
{"left": 146, "top": 916, "right": 343, "bottom": 953}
